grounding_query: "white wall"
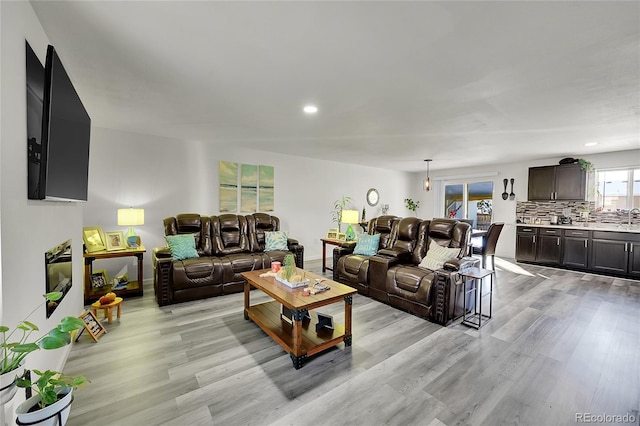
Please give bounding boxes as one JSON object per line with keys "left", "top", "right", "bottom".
{"left": 83, "top": 126, "right": 412, "bottom": 280}
{"left": 1, "top": 1, "right": 86, "bottom": 420}
{"left": 408, "top": 149, "right": 640, "bottom": 259}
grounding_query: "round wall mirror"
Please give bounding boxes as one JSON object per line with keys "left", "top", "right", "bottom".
{"left": 366, "top": 188, "right": 379, "bottom": 206}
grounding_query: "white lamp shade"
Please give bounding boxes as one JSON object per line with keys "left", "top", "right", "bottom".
{"left": 117, "top": 208, "right": 145, "bottom": 226}
{"left": 341, "top": 210, "right": 360, "bottom": 224}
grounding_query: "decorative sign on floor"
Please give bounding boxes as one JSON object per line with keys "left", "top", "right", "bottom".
{"left": 77, "top": 310, "right": 106, "bottom": 342}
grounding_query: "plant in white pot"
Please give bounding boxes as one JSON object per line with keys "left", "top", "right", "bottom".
{"left": 0, "top": 292, "right": 85, "bottom": 405}
{"left": 16, "top": 369, "right": 88, "bottom": 426}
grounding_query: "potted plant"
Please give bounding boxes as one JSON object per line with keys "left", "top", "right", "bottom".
{"left": 330, "top": 196, "right": 352, "bottom": 232}
{"left": 578, "top": 158, "right": 595, "bottom": 173}
{"left": 15, "top": 369, "right": 88, "bottom": 426}
{"left": 404, "top": 198, "right": 420, "bottom": 215}
{"left": 0, "top": 293, "right": 85, "bottom": 404}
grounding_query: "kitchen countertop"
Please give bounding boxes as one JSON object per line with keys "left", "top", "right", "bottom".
{"left": 516, "top": 222, "right": 640, "bottom": 234}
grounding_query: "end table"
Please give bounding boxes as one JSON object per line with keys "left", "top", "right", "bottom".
{"left": 460, "top": 267, "right": 494, "bottom": 329}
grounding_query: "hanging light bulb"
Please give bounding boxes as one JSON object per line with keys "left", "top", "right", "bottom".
{"left": 424, "top": 159, "right": 432, "bottom": 191}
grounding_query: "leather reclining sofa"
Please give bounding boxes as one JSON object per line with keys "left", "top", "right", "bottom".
{"left": 153, "top": 213, "right": 304, "bottom": 306}
{"left": 333, "top": 217, "right": 476, "bottom": 325}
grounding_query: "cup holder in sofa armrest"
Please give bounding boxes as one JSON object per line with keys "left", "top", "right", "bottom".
{"left": 153, "top": 246, "right": 172, "bottom": 259}
{"left": 376, "top": 248, "right": 412, "bottom": 264}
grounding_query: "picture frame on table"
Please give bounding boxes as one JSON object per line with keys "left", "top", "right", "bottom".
{"left": 327, "top": 228, "right": 338, "bottom": 239}
{"left": 90, "top": 270, "right": 108, "bottom": 289}
{"left": 337, "top": 233, "right": 347, "bottom": 241}
{"left": 83, "top": 226, "right": 106, "bottom": 253}
{"left": 104, "top": 231, "right": 126, "bottom": 251}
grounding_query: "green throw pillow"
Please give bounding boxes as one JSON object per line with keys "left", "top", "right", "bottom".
{"left": 165, "top": 234, "right": 199, "bottom": 260}
{"left": 353, "top": 234, "right": 381, "bottom": 256}
{"left": 265, "top": 231, "right": 288, "bottom": 251}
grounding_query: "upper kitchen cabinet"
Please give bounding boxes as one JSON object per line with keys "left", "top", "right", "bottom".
{"left": 528, "top": 164, "right": 586, "bottom": 201}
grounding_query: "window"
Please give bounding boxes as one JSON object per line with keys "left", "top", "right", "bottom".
{"left": 444, "top": 181, "right": 494, "bottom": 229}
{"left": 596, "top": 168, "right": 639, "bottom": 211}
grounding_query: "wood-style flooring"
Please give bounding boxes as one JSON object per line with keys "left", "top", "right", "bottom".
{"left": 65, "top": 258, "right": 639, "bottom": 426}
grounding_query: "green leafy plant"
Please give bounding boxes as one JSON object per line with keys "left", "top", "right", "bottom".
{"left": 578, "top": 159, "right": 595, "bottom": 173}
{"left": 404, "top": 198, "right": 420, "bottom": 212}
{"left": 282, "top": 254, "right": 296, "bottom": 281}
{"left": 16, "top": 369, "right": 88, "bottom": 409}
{"left": 330, "top": 196, "right": 352, "bottom": 232}
{"left": 1, "top": 292, "right": 86, "bottom": 375}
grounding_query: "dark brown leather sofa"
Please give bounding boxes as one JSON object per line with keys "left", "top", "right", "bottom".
{"left": 153, "top": 213, "right": 304, "bottom": 306}
{"left": 333, "top": 217, "right": 476, "bottom": 325}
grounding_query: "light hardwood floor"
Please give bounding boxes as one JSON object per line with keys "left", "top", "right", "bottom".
{"left": 65, "top": 259, "right": 639, "bottom": 426}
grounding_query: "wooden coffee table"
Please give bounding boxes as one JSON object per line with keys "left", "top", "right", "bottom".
{"left": 242, "top": 269, "right": 357, "bottom": 369}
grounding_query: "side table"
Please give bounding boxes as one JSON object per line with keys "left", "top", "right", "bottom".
{"left": 320, "top": 238, "right": 355, "bottom": 272}
{"left": 91, "top": 297, "right": 123, "bottom": 323}
{"left": 83, "top": 246, "right": 146, "bottom": 304}
{"left": 460, "top": 267, "right": 494, "bottom": 329}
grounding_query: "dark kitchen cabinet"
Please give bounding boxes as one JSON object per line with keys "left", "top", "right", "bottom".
{"left": 562, "top": 229, "right": 591, "bottom": 268}
{"left": 516, "top": 227, "right": 537, "bottom": 262}
{"left": 536, "top": 228, "right": 562, "bottom": 264}
{"left": 518, "top": 227, "right": 640, "bottom": 278}
{"left": 629, "top": 242, "right": 640, "bottom": 277}
{"left": 590, "top": 231, "right": 640, "bottom": 277}
{"left": 528, "top": 164, "right": 586, "bottom": 201}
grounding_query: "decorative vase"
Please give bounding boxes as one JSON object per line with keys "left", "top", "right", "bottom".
{"left": 15, "top": 387, "right": 73, "bottom": 426}
{"left": 0, "top": 363, "right": 25, "bottom": 405}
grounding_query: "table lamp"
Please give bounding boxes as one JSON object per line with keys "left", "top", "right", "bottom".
{"left": 341, "top": 209, "right": 359, "bottom": 241}
{"left": 117, "top": 208, "right": 144, "bottom": 248}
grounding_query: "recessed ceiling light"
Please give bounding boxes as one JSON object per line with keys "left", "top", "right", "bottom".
{"left": 585, "top": 142, "right": 598, "bottom": 146}
{"left": 303, "top": 105, "right": 318, "bottom": 114}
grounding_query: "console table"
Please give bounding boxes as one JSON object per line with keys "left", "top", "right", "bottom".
{"left": 83, "top": 246, "right": 145, "bottom": 304}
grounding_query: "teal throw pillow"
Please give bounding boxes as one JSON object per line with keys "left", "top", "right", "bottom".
{"left": 353, "top": 234, "right": 381, "bottom": 256}
{"left": 265, "top": 231, "right": 288, "bottom": 251}
{"left": 165, "top": 234, "right": 199, "bottom": 260}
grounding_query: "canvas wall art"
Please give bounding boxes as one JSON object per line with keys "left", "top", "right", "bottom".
{"left": 259, "top": 165, "right": 274, "bottom": 211}
{"left": 241, "top": 164, "right": 258, "bottom": 212}
{"left": 219, "top": 161, "right": 238, "bottom": 212}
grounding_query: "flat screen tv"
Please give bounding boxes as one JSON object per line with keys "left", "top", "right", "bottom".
{"left": 27, "top": 42, "right": 91, "bottom": 202}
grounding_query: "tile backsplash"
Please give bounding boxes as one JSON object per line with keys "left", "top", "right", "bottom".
{"left": 516, "top": 201, "right": 639, "bottom": 226}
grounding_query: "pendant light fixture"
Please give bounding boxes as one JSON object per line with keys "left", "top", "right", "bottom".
{"left": 423, "top": 159, "right": 432, "bottom": 191}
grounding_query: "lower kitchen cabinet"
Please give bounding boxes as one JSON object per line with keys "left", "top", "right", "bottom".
{"left": 563, "top": 229, "right": 590, "bottom": 268}
{"left": 536, "top": 228, "right": 562, "bottom": 264}
{"left": 591, "top": 231, "right": 640, "bottom": 278}
{"left": 516, "top": 226, "right": 640, "bottom": 278}
{"left": 516, "top": 227, "right": 537, "bottom": 262}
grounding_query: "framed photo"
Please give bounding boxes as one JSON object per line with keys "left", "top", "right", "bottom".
{"left": 83, "top": 226, "right": 106, "bottom": 253}
{"left": 327, "top": 229, "right": 338, "bottom": 239}
{"left": 90, "top": 270, "right": 108, "bottom": 289}
{"left": 104, "top": 231, "right": 126, "bottom": 251}
{"left": 112, "top": 273, "right": 129, "bottom": 290}
{"left": 337, "top": 233, "right": 347, "bottom": 241}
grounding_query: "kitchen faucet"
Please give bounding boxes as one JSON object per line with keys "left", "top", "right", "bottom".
{"left": 629, "top": 208, "right": 640, "bottom": 227}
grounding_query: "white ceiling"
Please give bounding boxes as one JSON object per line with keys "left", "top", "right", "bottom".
{"left": 30, "top": 1, "right": 640, "bottom": 172}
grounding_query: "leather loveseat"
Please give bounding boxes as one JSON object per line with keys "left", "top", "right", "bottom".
{"left": 333, "top": 217, "right": 476, "bottom": 325}
{"left": 153, "top": 213, "right": 304, "bottom": 306}
{"left": 332, "top": 215, "right": 398, "bottom": 295}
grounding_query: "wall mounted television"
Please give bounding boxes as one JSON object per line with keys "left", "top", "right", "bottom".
{"left": 26, "top": 42, "right": 91, "bottom": 202}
